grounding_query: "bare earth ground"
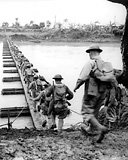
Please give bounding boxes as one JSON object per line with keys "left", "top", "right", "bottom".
{"left": 0, "top": 127, "right": 128, "bottom": 160}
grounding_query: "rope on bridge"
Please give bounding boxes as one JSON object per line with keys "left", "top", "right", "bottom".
{"left": 11, "top": 105, "right": 28, "bottom": 123}
{"left": 70, "top": 109, "right": 81, "bottom": 115}
{"left": 0, "top": 106, "right": 81, "bottom": 129}
{"left": 0, "top": 105, "right": 28, "bottom": 129}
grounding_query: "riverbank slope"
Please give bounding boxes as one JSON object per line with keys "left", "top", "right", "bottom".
{"left": 0, "top": 31, "right": 121, "bottom": 44}
{"left": 0, "top": 127, "right": 128, "bottom": 160}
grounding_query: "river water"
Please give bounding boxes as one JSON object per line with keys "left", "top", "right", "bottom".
{"left": 0, "top": 41, "right": 123, "bottom": 129}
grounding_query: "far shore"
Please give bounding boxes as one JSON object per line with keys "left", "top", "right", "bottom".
{"left": 0, "top": 31, "right": 122, "bottom": 47}
{"left": 0, "top": 33, "right": 121, "bottom": 47}
{"left": 13, "top": 39, "right": 121, "bottom": 48}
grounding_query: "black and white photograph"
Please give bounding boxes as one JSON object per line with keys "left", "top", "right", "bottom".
{"left": 0, "top": 0, "right": 127, "bottom": 159}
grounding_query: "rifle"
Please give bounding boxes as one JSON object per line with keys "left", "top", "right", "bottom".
{"left": 47, "top": 81, "right": 55, "bottom": 115}
{"left": 52, "top": 81, "right": 55, "bottom": 104}
{"left": 66, "top": 101, "right": 71, "bottom": 106}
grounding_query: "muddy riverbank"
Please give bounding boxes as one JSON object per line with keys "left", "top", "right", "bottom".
{"left": 0, "top": 127, "right": 128, "bottom": 160}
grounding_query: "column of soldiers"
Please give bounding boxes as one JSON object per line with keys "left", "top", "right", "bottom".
{"left": 8, "top": 40, "right": 74, "bottom": 134}
{"left": 8, "top": 40, "right": 128, "bottom": 143}
{"left": 9, "top": 40, "right": 50, "bottom": 114}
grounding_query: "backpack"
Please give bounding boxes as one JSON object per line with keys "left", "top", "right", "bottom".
{"left": 36, "top": 79, "right": 43, "bottom": 91}
{"left": 92, "top": 59, "right": 116, "bottom": 83}
{"left": 54, "top": 84, "right": 66, "bottom": 101}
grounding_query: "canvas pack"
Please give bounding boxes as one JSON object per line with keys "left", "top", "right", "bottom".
{"left": 92, "top": 59, "right": 116, "bottom": 82}
{"left": 54, "top": 84, "right": 66, "bottom": 101}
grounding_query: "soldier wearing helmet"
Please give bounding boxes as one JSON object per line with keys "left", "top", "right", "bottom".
{"left": 46, "top": 74, "right": 73, "bottom": 133}
{"left": 74, "top": 45, "right": 110, "bottom": 143}
{"left": 24, "top": 63, "right": 35, "bottom": 89}
{"left": 29, "top": 74, "right": 40, "bottom": 112}
{"left": 30, "top": 81, "right": 51, "bottom": 128}
{"left": 52, "top": 74, "right": 63, "bottom": 79}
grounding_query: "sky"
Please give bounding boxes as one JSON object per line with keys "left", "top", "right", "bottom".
{"left": 0, "top": 0, "right": 126, "bottom": 26}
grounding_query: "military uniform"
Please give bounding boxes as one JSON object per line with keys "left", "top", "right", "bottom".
{"left": 76, "top": 56, "right": 108, "bottom": 121}
{"left": 74, "top": 45, "right": 109, "bottom": 143}
{"left": 46, "top": 74, "right": 73, "bottom": 132}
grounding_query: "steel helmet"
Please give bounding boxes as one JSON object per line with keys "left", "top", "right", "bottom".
{"left": 33, "top": 74, "right": 38, "bottom": 79}
{"left": 52, "top": 74, "right": 63, "bottom": 80}
{"left": 86, "top": 45, "right": 102, "bottom": 53}
{"left": 26, "top": 63, "right": 31, "bottom": 68}
{"left": 43, "top": 82, "right": 49, "bottom": 87}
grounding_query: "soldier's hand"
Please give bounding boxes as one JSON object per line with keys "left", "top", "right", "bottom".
{"left": 30, "top": 97, "right": 34, "bottom": 101}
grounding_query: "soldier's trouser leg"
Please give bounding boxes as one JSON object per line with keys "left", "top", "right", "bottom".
{"left": 58, "top": 119, "right": 64, "bottom": 133}
{"left": 48, "top": 113, "right": 57, "bottom": 129}
{"left": 47, "top": 116, "right": 53, "bottom": 129}
{"left": 51, "top": 114, "right": 56, "bottom": 125}
{"left": 31, "top": 91, "right": 37, "bottom": 112}
{"left": 48, "top": 100, "right": 54, "bottom": 115}
{"left": 89, "top": 116, "right": 107, "bottom": 132}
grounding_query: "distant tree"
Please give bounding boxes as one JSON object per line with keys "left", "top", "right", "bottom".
{"left": 32, "top": 24, "right": 40, "bottom": 29}
{"left": 28, "top": 21, "right": 34, "bottom": 29}
{"left": 30, "top": 21, "right": 34, "bottom": 26}
{"left": 107, "top": 21, "right": 116, "bottom": 33}
{"left": 64, "top": 19, "right": 68, "bottom": 23}
{"left": 107, "top": 0, "right": 128, "bottom": 88}
{"left": 14, "top": 17, "right": 20, "bottom": 29}
{"left": 56, "top": 22, "right": 62, "bottom": 30}
{"left": 24, "top": 24, "right": 30, "bottom": 29}
{"left": 63, "top": 19, "right": 68, "bottom": 28}
{"left": 2, "top": 22, "right": 9, "bottom": 33}
{"left": 11, "top": 23, "right": 15, "bottom": 28}
{"left": 2, "top": 22, "right": 9, "bottom": 28}
{"left": 39, "top": 22, "right": 45, "bottom": 29}
{"left": 15, "top": 22, "right": 20, "bottom": 28}
{"left": 46, "top": 20, "right": 51, "bottom": 28}
{"left": 94, "top": 21, "right": 100, "bottom": 25}
{"left": 15, "top": 18, "right": 18, "bottom": 23}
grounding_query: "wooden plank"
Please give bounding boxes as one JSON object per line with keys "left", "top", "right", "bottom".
{"left": 3, "top": 53, "right": 10, "bottom": 55}
{"left": 0, "top": 112, "right": 30, "bottom": 118}
{"left": 3, "top": 55, "right": 11, "bottom": 57}
{"left": 7, "top": 40, "right": 46, "bottom": 130}
{"left": 0, "top": 106, "right": 28, "bottom": 111}
{"left": 3, "top": 69, "right": 18, "bottom": 73}
{"left": 1, "top": 88, "right": 24, "bottom": 95}
{"left": 3, "top": 60, "right": 14, "bottom": 62}
{"left": 3, "top": 57, "right": 12, "bottom": 59}
{"left": 3, "top": 77, "right": 21, "bottom": 82}
{"left": 3, "top": 50, "right": 10, "bottom": 53}
{"left": 3, "top": 63, "right": 16, "bottom": 67}
{"left": 18, "top": 68, "right": 45, "bottom": 129}
{"left": 0, "top": 107, "right": 30, "bottom": 118}
{"left": 3, "top": 53, "right": 11, "bottom": 55}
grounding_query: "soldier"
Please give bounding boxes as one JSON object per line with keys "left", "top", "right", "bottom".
{"left": 30, "top": 83, "right": 52, "bottom": 128}
{"left": 29, "top": 75, "right": 39, "bottom": 112}
{"left": 46, "top": 74, "right": 74, "bottom": 133}
{"left": 74, "top": 45, "right": 110, "bottom": 143}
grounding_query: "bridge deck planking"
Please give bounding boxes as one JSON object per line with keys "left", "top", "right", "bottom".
{"left": 17, "top": 64, "right": 46, "bottom": 130}
{"left": 7, "top": 40, "right": 45, "bottom": 130}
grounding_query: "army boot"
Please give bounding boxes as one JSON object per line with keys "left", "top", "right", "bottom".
{"left": 89, "top": 116, "right": 109, "bottom": 143}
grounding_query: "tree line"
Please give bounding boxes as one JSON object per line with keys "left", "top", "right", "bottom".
{"left": 1, "top": 18, "right": 124, "bottom": 37}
